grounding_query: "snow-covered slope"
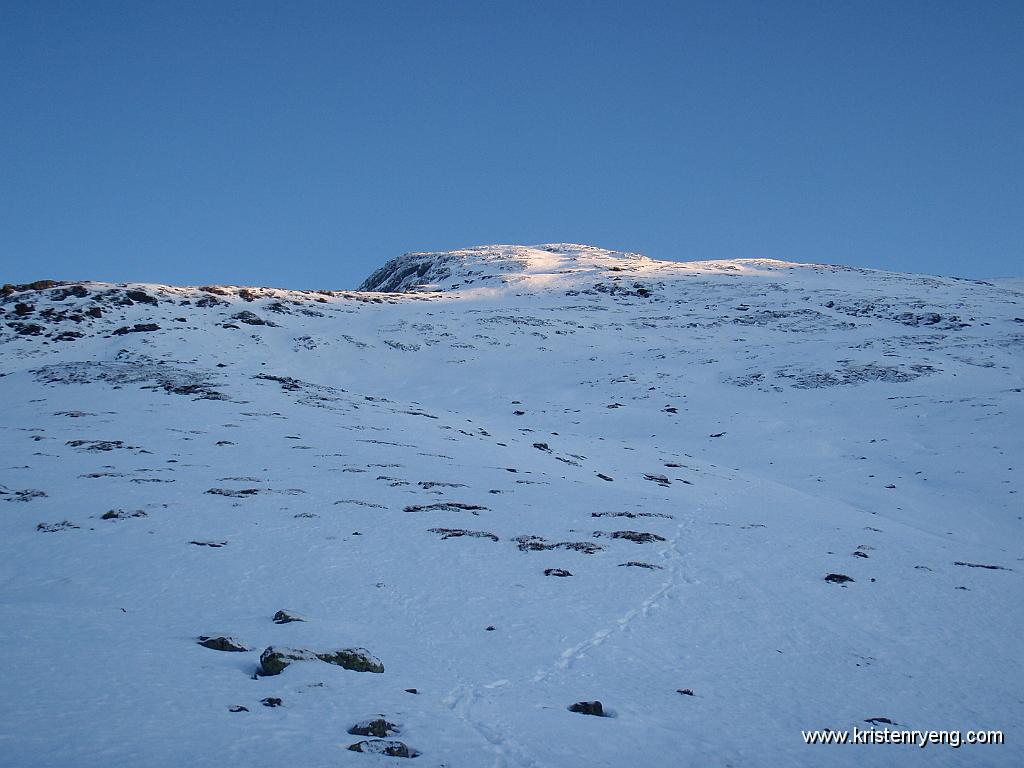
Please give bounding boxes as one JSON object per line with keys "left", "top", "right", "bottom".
{"left": 1, "top": 244, "right": 1021, "bottom": 767}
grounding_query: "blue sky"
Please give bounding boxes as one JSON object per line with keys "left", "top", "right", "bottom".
{"left": 1, "top": 0, "right": 1021, "bottom": 287}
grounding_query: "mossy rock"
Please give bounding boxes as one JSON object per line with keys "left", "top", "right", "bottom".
{"left": 258, "top": 646, "right": 384, "bottom": 675}
{"left": 316, "top": 648, "right": 384, "bottom": 673}
{"left": 258, "top": 647, "right": 318, "bottom": 675}
{"left": 197, "top": 636, "right": 249, "bottom": 652}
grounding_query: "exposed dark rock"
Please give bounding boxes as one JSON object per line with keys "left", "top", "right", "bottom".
{"left": 592, "top": 511, "right": 673, "bottom": 519}
{"left": 317, "top": 648, "right": 385, "bottom": 672}
{"left": 0, "top": 487, "right": 47, "bottom": 502}
{"left": 230, "top": 311, "right": 277, "bottom": 327}
{"left": 954, "top": 561, "right": 1012, "bottom": 571}
{"left": 67, "top": 439, "right": 129, "bottom": 451}
{"left": 427, "top": 528, "right": 499, "bottom": 541}
{"left": 2, "top": 279, "right": 60, "bottom": 295}
{"left": 260, "top": 697, "right": 283, "bottom": 708}
{"left": 197, "top": 636, "right": 249, "bottom": 652}
{"left": 37, "top": 520, "right": 79, "bottom": 532}
{"left": 824, "top": 573, "right": 854, "bottom": 584}
{"left": 228, "top": 706, "right": 249, "bottom": 713}
{"left": 544, "top": 568, "right": 573, "bottom": 577}
{"left": 358, "top": 250, "right": 466, "bottom": 292}
{"left": 385, "top": 340, "right": 421, "bottom": 352}
{"left": 568, "top": 701, "right": 606, "bottom": 717}
{"left": 189, "top": 540, "right": 228, "bottom": 547}
{"left": 618, "top": 561, "right": 663, "bottom": 569}
{"left": 112, "top": 323, "right": 160, "bottom": 335}
{"left": 404, "top": 502, "right": 488, "bottom": 515}
{"left": 347, "top": 740, "right": 417, "bottom": 758}
{"left": 677, "top": 689, "right": 694, "bottom": 696}
{"left": 258, "top": 647, "right": 317, "bottom": 675}
{"left": 272, "top": 610, "right": 305, "bottom": 624}
{"left": 513, "top": 535, "right": 605, "bottom": 554}
{"left": 592, "top": 281, "right": 653, "bottom": 299}
{"left": 206, "top": 487, "right": 261, "bottom": 497}
{"left": 101, "top": 509, "right": 148, "bottom": 520}
{"left": 644, "top": 473, "right": 670, "bottom": 486}
{"left": 258, "top": 646, "right": 384, "bottom": 676}
{"left": 778, "top": 362, "right": 937, "bottom": 389}
{"left": 348, "top": 718, "right": 400, "bottom": 738}
{"left": 35, "top": 360, "right": 226, "bottom": 401}
{"left": 594, "top": 530, "right": 666, "bottom": 544}
{"left": 125, "top": 290, "right": 158, "bottom": 305}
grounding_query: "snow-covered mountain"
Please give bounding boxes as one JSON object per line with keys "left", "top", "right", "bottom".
{"left": 1, "top": 244, "right": 1021, "bottom": 767}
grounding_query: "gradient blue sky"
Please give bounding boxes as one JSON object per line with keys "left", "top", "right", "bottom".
{"left": 2, "top": 1, "right": 1022, "bottom": 288}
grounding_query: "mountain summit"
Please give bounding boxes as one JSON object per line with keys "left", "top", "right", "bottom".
{"left": 358, "top": 242, "right": 825, "bottom": 294}
{"left": 1, "top": 246, "right": 1021, "bottom": 766}
{"left": 358, "top": 244, "right": 653, "bottom": 292}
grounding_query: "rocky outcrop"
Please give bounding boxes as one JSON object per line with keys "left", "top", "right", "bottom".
{"left": 258, "top": 646, "right": 384, "bottom": 676}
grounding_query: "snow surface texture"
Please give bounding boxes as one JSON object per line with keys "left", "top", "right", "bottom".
{"left": 1, "top": 243, "right": 1021, "bottom": 767}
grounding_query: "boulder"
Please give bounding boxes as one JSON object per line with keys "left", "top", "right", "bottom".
{"left": 197, "top": 636, "right": 249, "bottom": 652}
{"left": 258, "top": 646, "right": 384, "bottom": 675}
{"left": 258, "top": 647, "right": 318, "bottom": 676}
{"left": 568, "top": 700, "right": 606, "bottom": 717}
{"left": 316, "top": 648, "right": 384, "bottom": 673}
{"left": 824, "top": 573, "right": 854, "bottom": 584}
{"left": 348, "top": 718, "right": 400, "bottom": 738}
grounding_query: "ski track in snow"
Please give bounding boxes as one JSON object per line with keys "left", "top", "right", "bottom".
{"left": 445, "top": 513, "right": 694, "bottom": 767}
{"left": 533, "top": 515, "right": 695, "bottom": 685}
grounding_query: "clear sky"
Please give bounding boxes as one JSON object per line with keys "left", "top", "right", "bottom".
{"left": 1, "top": 0, "right": 1021, "bottom": 288}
